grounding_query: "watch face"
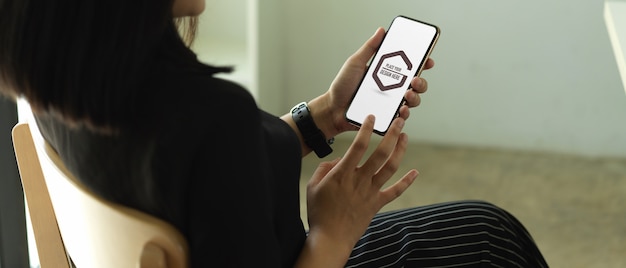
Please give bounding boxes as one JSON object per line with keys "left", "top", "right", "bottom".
{"left": 292, "top": 102, "right": 310, "bottom": 125}
{"left": 292, "top": 102, "right": 308, "bottom": 115}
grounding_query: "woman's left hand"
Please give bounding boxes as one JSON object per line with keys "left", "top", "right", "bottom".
{"left": 309, "top": 27, "right": 435, "bottom": 138}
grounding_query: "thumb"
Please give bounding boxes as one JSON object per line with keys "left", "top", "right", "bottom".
{"left": 352, "top": 27, "right": 386, "bottom": 65}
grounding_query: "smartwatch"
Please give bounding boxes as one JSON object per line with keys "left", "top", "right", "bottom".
{"left": 291, "top": 102, "right": 333, "bottom": 158}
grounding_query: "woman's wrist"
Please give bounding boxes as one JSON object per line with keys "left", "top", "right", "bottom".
{"left": 307, "top": 93, "right": 342, "bottom": 140}
{"left": 282, "top": 93, "right": 345, "bottom": 158}
{"left": 295, "top": 228, "right": 354, "bottom": 268}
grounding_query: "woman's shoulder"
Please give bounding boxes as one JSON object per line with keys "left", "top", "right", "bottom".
{"left": 142, "top": 69, "right": 260, "bottom": 125}
{"left": 157, "top": 71, "right": 255, "bottom": 110}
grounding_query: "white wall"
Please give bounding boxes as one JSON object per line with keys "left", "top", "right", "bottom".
{"left": 194, "top": 0, "right": 626, "bottom": 158}
{"left": 193, "top": 1, "right": 253, "bottom": 94}
{"left": 279, "top": 0, "right": 626, "bottom": 158}
{"left": 194, "top": 0, "right": 287, "bottom": 114}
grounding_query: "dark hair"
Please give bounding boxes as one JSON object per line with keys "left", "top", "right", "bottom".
{"left": 0, "top": 0, "right": 229, "bottom": 132}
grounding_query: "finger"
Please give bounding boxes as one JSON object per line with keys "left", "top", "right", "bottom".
{"left": 359, "top": 117, "right": 405, "bottom": 176}
{"left": 339, "top": 115, "right": 375, "bottom": 168}
{"left": 405, "top": 77, "right": 427, "bottom": 108}
{"left": 423, "top": 58, "right": 435, "bottom": 70}
{"left": 410, "top": 77, "right": 428, "bottom": 94}
{"left": 403, "top": 90, "right": 422, "bottom": 108}
{"left": 397, "top": 105, "right": 410, "bottom": 120}
{"left": 372, "top": 132, "right": 409, "bottom": 188}
{"left": 378, "top": 169, "right": 419, "bottom": 206}
{"left": 351, "top": 27, "right": 386, "bottom": 65}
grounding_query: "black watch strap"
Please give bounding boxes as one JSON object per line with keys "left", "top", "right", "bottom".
{"left": 291, "top": 102, "right": 333, "bottom": 158}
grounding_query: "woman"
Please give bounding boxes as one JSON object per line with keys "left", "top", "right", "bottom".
{"left": 0, "top": 0, "right": 549, "bottom": 267}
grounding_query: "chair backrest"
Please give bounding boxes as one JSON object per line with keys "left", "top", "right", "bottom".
{"left": 12, "top": 122, "right": 189, "bottom": 268}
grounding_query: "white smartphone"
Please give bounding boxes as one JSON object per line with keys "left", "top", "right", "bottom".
{"left": 345, "top": 15, "right": 440, "bottom": 135}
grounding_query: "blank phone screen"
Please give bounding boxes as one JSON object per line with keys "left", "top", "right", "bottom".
{"left": 345, "top": 16, "right": 439, "bottom": 135}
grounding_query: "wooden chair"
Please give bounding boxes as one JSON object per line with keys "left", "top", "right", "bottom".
{"left": 12, "top": 122, "right": 189, "bottom": 268}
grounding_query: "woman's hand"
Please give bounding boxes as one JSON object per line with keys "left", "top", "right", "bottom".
{"left": 295, "top": 115, "right": 418, "bottom": 267}
{"left": 308, "top": 27, "right": 435, "bottom": 139}
{"left": 282, "top": 27, "right": 434, "bottom": 158}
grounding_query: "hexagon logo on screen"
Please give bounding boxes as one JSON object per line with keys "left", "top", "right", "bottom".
{"left": 372, "top": 51, "right": 413, "bottom": 91}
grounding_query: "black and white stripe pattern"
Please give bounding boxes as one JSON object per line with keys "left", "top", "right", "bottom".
{"left": 346, "top": 201, "right": 548, "bottom": 268}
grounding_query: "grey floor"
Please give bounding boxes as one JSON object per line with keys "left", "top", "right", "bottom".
{"left": 300, "top": 137, "right": 626, "bottom": 268}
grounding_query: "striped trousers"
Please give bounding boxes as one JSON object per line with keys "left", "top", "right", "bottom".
{"left": 346, "top": 200, "right": 549, "bottom": 268}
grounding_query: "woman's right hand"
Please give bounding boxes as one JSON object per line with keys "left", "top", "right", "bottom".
{"left": 295, "top": 115, "right": 419, "bottom": 268}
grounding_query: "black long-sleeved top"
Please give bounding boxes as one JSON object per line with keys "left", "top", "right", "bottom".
{"left": 35, "top": 72, "right": 307, "bottom": 267}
